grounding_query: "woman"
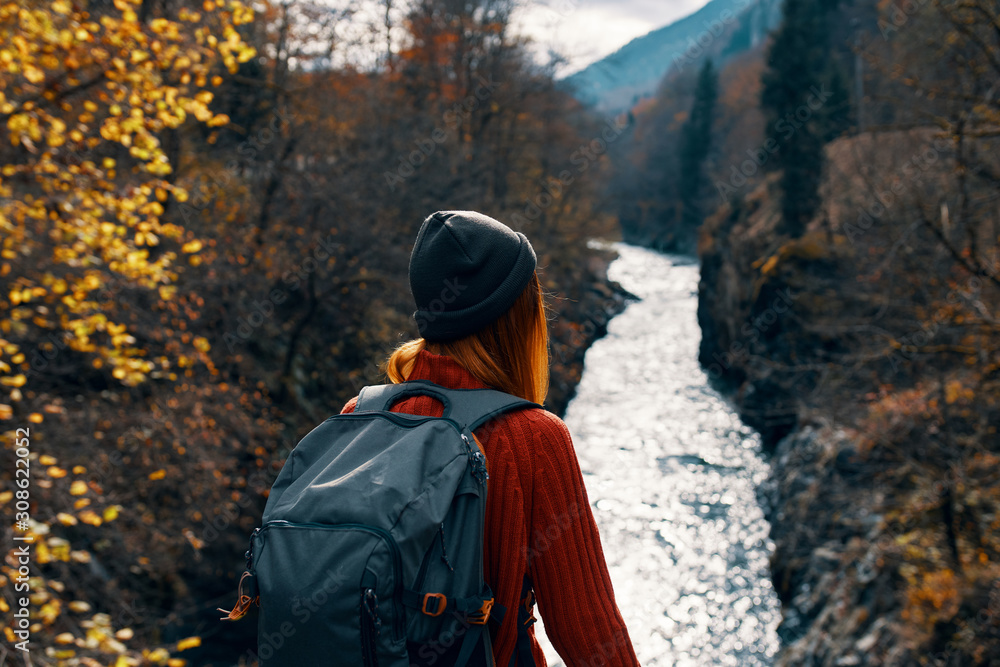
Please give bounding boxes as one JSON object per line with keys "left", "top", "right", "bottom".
{"left": 341, "top": 210, "right": 639, "bottom": 666}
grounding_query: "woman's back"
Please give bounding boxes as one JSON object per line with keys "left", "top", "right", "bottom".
{"left": 343, "top": 348, "right": 639, "bottom": 666}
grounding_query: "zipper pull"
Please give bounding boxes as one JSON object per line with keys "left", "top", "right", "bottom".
{"left": 461, "top": 433, "right": 489, "bottom": 485}
{"left": 218, "top": 570, "right": 259, "bottom": 621}
{"left": 245, "top": 527, "right": 260, "bottom": 571}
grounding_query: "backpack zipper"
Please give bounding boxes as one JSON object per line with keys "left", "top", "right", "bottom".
{"left": 251, "top": 520, "right": 404, "bottom": 641}
{"left": 330, "top": 412, "right": 488, "bottom": 485}
{"left": 361, "top": 587, "right": 381, "bottom": 667}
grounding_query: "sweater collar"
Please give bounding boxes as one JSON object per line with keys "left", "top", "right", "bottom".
{"left": 405, "top": 348, "right": 490, "bottom": 390}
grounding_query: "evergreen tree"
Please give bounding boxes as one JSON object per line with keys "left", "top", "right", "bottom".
{"left": 678, "top": 59, "right": 719, "bottom": 239}
{"left": 821, "top": 66, "right": 853, "bottom": 142}
{"left": 760, "top": 0, "right": 830, "bottom": 237}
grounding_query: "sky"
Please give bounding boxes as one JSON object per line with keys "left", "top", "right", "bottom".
{"left": 511, "top": 0, "right": 713, "bottom": 77}
{"left": 318, "top": 0, "right": 714, "bottom": 75}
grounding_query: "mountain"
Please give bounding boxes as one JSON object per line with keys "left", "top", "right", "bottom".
{"left": 561, "top": 0, "right": 783, "bottom": 112}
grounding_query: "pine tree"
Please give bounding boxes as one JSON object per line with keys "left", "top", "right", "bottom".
{"left": 821, "top": 66, "right": 853, "bottom": 142}
{"left": 678, "top": 59, "right": 719, "bottom": 240}
{"left": 760, "top": 0, "right": 830, "bottom": 237}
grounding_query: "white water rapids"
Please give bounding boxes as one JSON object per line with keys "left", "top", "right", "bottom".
{"left": 534, "top": 243, "right": 781, "bottom": 666}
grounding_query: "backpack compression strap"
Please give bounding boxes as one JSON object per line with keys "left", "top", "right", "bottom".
{"left": 356, "top": 380, "right": 540, "bottom": 432}
{"left": 508, "top": 574, "right": 537, "bottom": 667}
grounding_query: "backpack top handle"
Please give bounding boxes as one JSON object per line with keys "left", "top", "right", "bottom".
{"left": 355, "top": 379, "right": 540, "bottom": 432}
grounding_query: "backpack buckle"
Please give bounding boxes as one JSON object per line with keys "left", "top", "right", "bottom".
{"left": 421, "top": 593, "right": 447, "bottom": 617}
{"left": 467, "top": 597, "right": 494, "bottom": 625}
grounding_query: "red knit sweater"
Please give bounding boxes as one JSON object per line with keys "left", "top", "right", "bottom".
{"left": 341, "top": 349, "right": 639, "bottom": 666}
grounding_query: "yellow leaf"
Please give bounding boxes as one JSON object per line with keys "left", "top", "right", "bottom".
{"left": 176, "top": 636, "right": 201, "bottom": 651}
{"left": 28, "top": 412, "right": 43, "bottom": 423}
{"left": 69, "top": 480, "right": 88, "bottom": 496}
{"left": 24, "top": 65, "right": 45, "bottom": 84}
{"left": 40, "top": 454, "right": 57, "bottom": 465}
{"left": 55, "top": 632, "right": 75, "bottom": 644}
{"left": 945, "top": 380, "right": 962, "bottom": 405}
{"left": 147, "top": 648, "right": 170, "bottom": 661}
{"left": 78, "top": 510, "right": 102, "bottom": 526}
{"left": 0, "top": 374, "right": 26, "bottom": 387}
{"left": 48, "top": 466, "right": 68, "bottom": 478}
{"left": 56, "top": 512, "right": 78, "bottom": 526}
{"left": 148, "top": 469, "right": 166, "bottom": 480}
{"left": 39, "top": 599, "right": 61, "bottom": 622}
{"left": 68, "top": 600, "right": 91, "bottom": 613}
{"left": 103, "top": 505, "right": 121, "bottom": 522}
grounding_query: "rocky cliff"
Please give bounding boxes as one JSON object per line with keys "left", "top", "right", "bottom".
{"left": 697, "top": 138, "right": 1000, "bottom": 665}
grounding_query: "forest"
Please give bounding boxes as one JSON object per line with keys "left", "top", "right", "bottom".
{"left": 1, "top": 0, "right": 999, "bottom": 665}
{"left": 0, "top": 0, "right": 631, "bottom": 663}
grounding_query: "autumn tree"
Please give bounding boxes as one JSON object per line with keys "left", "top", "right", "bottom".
{"left": 0, "top": 0, "right": 259, "bottom": 662}
{"left": 0, "top": 0, "right": 255, "bottom": 398}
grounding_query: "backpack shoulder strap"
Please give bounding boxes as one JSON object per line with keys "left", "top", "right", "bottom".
{"left": 355, "top": 380, "right": 540, "bottom": 431}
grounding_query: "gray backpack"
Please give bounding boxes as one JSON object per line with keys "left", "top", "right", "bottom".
{"left": 223, "top": 379, "right": 539, "bottom": 666}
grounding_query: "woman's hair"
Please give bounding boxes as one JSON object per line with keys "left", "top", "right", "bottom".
{"left": 384, "top": 272, "right": 549, "bottom": 405}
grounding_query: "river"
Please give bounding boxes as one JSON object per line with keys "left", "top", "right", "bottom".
{"left": 534, "top": 243, "right": 781, "bottom": 666}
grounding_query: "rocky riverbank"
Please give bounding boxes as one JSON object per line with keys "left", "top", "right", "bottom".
{"left": 545, "top": 243, "right": 636, "bottom": 417}
{"left": 694, "top": 181, "right": 903, "bottom": 665}
{"left": 695, "top": 164, "right": 1000, "bottom": 665}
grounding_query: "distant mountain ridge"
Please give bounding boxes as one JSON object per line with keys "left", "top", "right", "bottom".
{"left": 561, "top": 0, "right": 783, "bottom": 112}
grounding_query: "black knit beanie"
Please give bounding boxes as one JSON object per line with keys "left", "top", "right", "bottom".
{"left": 409, "top": 210, "right": 537, "bottom": 341}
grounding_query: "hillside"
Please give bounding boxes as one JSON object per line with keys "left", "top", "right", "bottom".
{"left": 561, "top": 0, "right": 782, "bottom": 111}
{"left": 697, "top": 128, "right": 1000, "bottom": 664}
